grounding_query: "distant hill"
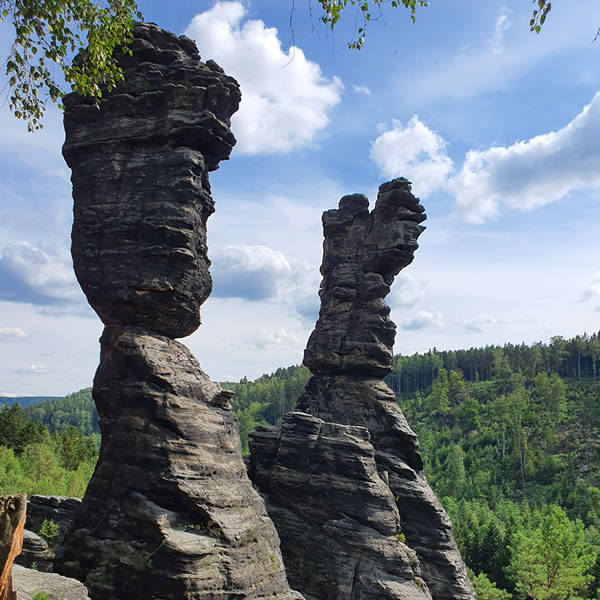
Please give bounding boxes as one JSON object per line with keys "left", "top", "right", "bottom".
{"left": 25, "top": 388, "right": 97, "bottom": 435}
{"left": 0, "top": 396, "right": 63, "bottom": 409}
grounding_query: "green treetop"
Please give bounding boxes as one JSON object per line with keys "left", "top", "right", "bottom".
{"left": 1, "top": 0, "right": 140, "bottom": 130}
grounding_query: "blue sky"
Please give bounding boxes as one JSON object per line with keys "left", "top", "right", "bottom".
{"left": 1, "top": 0, "right": 600, "bottom": 395}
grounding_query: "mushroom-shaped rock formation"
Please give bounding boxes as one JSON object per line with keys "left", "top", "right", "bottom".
{"left": 249, "top": 179, "right": 475, "bottom": 600}
{"left": 55, "top": 23, "right": 300, "bottom": 600}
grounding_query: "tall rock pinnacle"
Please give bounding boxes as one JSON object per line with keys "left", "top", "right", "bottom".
{"left": 55, "top": 23, "right": 300, "bottom": 600}
{"left": 304, "top": 178, "right": 426, "bottom": 376}
{"left": 249, "top": 180, "right": 475, "bottom": 600}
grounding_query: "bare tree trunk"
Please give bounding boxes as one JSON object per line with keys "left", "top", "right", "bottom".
{"left": 0, "top": 494, "right": 26, "bottom": 600}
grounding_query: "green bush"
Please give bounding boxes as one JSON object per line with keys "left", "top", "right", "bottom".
{"left": 38, "top": 519, "right": 59, "bottom": 548}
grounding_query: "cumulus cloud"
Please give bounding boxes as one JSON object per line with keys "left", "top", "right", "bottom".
{"left": 460, "top": 314, "right": 503, "bottom": 333}
{"left": 400, "top": 310, "right": 444, "bottom": 330}
{"left": 490, "top": 7, "right": 511, "bottom": 55}
{"left": 248, "top": 328, "right": 302, "bottom": 350}
{"left": 211, "top": 244, "right": 321, "bottom": 323}
{"left": 185, "top": 2, "right": 343, "bottom": 154}
{"left": 449, "top": 92, "right": 600, "bottom": 223}
{"left": 12, "top": 364, "right": 48, "bottom": 375}
{"left": 388, "top": 272, "right": 426, "bottom": 309}
{"left": 353, "top": 84, "right": 372, "bottom": 96}
{"left": 211, "top": 245, "right": 291, "bottom": 301}
{"left": 0, "top": 242, "right": 82, "bottom": 308}
{"left": 0, "top": 328, "right": 28, "bottom": 340}
{"left": 280, "top": 259, "right": 321, "bottom": 325}
{"left": 370, "top": 116, "right": 453, "bottom": 197}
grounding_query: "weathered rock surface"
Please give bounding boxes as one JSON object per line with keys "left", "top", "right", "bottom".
{"left": 57, "top": 328, "right": 299, "bottom": 599}
{"left": 296, "top": 377, "right": 474, "bottom": 600}
{"left": 0, "top": 494, "right": 26, "bottom": 600}
{"left": 13, "top": 565, "right": 90, "bottom": 600}
{"left": 304, "top": 180, "right": 426, "bottom": 377}
{"left": 249, "top": 180, "right": 475, "bottom": 600}
{"left": 63, "top": 22, "right": 241, "bottom": 338}
{"left": 249, "top": 413, "right": 432, "bottom": 600}
{"left": 26, "top": 496, "right": 81, "bottom": 545}
{"left": 56, "top": 22, "right": 299, "bottom": 600}
{"left": 15, "top": 531, "right": 53, "bottom": 572}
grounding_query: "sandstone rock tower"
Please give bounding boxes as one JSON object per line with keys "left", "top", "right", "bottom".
{"left": 249, "top": 180, "right": 475, "bottom": 600}
{"left": 55, "top": 23, "right": 299, "bottom": 600}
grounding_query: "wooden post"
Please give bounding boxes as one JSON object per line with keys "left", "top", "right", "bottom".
{"left": 0, "top": 495, "right": 26, "bottom": 600}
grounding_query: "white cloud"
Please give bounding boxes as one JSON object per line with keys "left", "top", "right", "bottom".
{"left": 460, "top": 314, "right": 503, "bottom": 333}
{"left": 211, "top": 244, "right": 291, "bottom": 301}
{"left": 12, "top": 364, "right": 48, "bottom": 375}
{"left": 388, "top": 272, "right": 426, "bottom": 308}
{"left": 0, "top": 242, "right": 82, "bottom": 308}
{"left": 210, "top": 245, "right": 320, "bottom": 323}
{"left": 353, "top": 84, "right": 372, "bottom": 96}
{"left": 490, "top": 7, "right": 511, "bottom": 55}
{"left": 248, "top": 328, "right": 302, "bottom": 350}
{"left": 450, "top": 92, "right": 600, "bottom": 223}
{"left": 400, "top": 310, "right": 444, "bottom": 330}
{"left": 0, "top": 328, "right": 28, "bottom": 340}
{"left": 185, "top": 1, "right": 343, "bottom": 154}
{"left": 370, "top": 116, "right": 453, "bottom": 197}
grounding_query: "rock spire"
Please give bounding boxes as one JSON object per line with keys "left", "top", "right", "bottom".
{"left": 55, "top": 23, "right": 300, "bottom": 600}
{"left": 249, "top": 179, "right": 475, "bottom": 600}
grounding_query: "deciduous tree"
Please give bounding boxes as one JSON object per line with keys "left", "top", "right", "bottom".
{"left": 1, "top": 0, "right": 140, "bottom": 130}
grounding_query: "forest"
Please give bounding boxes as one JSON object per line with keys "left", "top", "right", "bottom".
{"left": 0, "top": 402, "right": 98, "bottom": 498}
{"left": 1, "top": 331, "right": 599, "bottom": 599}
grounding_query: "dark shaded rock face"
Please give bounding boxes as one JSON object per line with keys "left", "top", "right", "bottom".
{"left": 304, "top": 179, "right": 426, "bottom": 377}
{"left": 56, "top": 23, "right": 299, "bottom": 600}
{"left": 26, "top": 496, "right": 81, "bottom": 544}
{"left": 249, "top": 180, "right": 475, "bottom": 600}
{"left": 15, "top": 530, "right": 53, "bottom": 572}
{"left": 249, "top": 413, "right": 432, "bottom": 600}
{"left": 63, "top": 22, "right": 240, "bottom": 338}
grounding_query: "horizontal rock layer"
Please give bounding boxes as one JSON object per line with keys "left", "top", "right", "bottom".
{"left": 249, "top": 412, "right": 432, "bottom": 600}
{"left": 26, "top": 496, "right": 81, "bottom": 545}
{"left": 15, "top": 530, "right": 53, "bottom": 572}
{"left": 56, "top": 327, "right": 298, "bottom": 599}
{"left": 297, "top": 376, "right": 475, "bottom": 600}
{"left": 304, "top": 179, "right": 426, "bottom": 377}
{"left": 64, "top": 22, "right": 241, "bottom": 338}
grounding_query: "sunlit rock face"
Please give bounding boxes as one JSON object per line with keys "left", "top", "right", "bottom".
{"left": 250, "top": 179, "right": 475, "bottom": 600}
{"left": 55, "top": 23, "right": 300, "bottom": 600}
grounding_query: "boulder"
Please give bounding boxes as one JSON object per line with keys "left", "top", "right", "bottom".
{"left": 26, "top": 496, "right": 81, "bottom": 545}
{"left": 12, "top": 565, "right": 90, "bottom": 600}
{"left": 15, "top": 531, "right": 53, "bottom": 573}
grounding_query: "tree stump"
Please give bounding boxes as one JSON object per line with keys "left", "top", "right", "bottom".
{"left": 0, "top": 495, "right": 26, "bottom": 600}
